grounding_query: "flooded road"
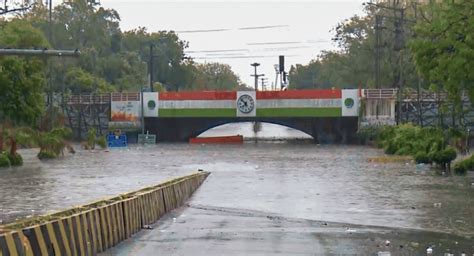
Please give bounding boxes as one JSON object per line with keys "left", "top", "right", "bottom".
{"left": 1, "top": 141, "right": 473, "bottom": 237}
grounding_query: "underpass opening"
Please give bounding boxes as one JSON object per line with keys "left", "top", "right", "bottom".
{"left": 197, "top": 122, "right": 314, "bottom": 141}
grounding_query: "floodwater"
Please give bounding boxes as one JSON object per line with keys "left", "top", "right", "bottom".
{"left": 1, "top": 123, "right": 473, "bottom": 241}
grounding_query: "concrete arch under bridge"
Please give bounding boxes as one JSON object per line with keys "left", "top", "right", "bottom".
{"left": 144, "top": 117, "right": 359, "bottom": 143}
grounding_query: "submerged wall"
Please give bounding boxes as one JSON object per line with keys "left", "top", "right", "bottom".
{"left": 0, "top": 171, "right": 210, "bottom": 255}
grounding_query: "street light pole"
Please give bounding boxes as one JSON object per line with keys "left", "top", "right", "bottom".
{"left": 149, "top": 43, "right": 154, "bottom": 92}
{"left": 48, "top": 0, "right": 54, "bottom": 130}
{"left": 251, "top": 63, "right": 260, "bottom": 91}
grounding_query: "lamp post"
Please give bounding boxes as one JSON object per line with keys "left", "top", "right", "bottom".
{"left": 251, "top": 63, "right": 260, "bottom": 91}
{"left": 250, "top": 63, "right": 264, "bottom": 91}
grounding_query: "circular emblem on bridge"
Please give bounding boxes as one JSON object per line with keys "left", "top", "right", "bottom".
{"left": 147, "top": 100, "right": 156, "bottom": 110}
{"left": 237, "top": 94, "right": 255, "bottom": 114}
{"left": 344, "top": 98, "right": 354, "bottom": 108}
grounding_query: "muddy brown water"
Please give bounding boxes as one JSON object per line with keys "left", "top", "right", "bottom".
{"left": 0, "top": 142, "right": 473, "bottom": 239}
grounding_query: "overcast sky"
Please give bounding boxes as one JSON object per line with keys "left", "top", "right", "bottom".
{"left": 99, "top": 0, "right": 367, "bottom": 88}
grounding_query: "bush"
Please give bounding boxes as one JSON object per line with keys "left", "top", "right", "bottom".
{"left": 357, "top": 125, "right": 385, "bottom": 144}
{"left": 97, "top": 136, "right": 107, "bottom": 149}
{"left": 86, "top": 128, "right": 97, "bottom": 150}
{"left": 7, "top": 153, "right": 23, "bottom": 166}
{"left": 454, "top": 162, "right": 467, "bottom": 174}
{"left": 0, "top": 153, "right": 11, "bottom": 168}
{"left": 37, "top": 151, "right": 58, "bottom": 160}
{"left": 432, "top": 146, "right": 457, "bottom": 170}
{"left": 415, "top": 152, "right": 431, "bottom": 164}
{"left": 454, "top": 155, "right": 474, "bottom": 174}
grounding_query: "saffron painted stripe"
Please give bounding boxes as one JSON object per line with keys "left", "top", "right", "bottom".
{"left": 257, "top": 89, "right": 341, "bottom": 99}
{"left": 159, "top": 108, "right": 236, "bottom": 117}
{"left": 258, "top": 99, "right": 341, "bottom": 108}
{"left": 256, "top": 107, "right": 341, "bottom": 117}
{"left": 159, "top": 91, "right": 236, "bottom": 100}
{"left": 159, "top": 100, "right": 235, "bottom": 109}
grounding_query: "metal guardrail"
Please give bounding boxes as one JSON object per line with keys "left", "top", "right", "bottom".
{"left": 66, "top": 93, "right": 140, "bottom": 104}
{"left": 362, "top": 89, "right": 398, "bottom": 99}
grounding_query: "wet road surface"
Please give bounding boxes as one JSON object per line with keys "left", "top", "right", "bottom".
{"left": 103, "top": 204, "right": 474, "bottom": 256}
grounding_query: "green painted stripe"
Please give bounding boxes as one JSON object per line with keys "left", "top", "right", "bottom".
{"left": 159, "top": 108, "right": 236, "bottom": 117}
{"left": 256, "top": 107, "right": 341, "bottom": 117}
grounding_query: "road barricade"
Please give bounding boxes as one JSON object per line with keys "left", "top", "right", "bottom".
{"left": 0, "top": 171, "right": 210, "bottom": 256}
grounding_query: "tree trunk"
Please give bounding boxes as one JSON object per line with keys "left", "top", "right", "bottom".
{"left": 0, "top": 130, "right": 3, "bottom": 152}
{"left": 9, "top": 137, "right": 17, "bottom": 156}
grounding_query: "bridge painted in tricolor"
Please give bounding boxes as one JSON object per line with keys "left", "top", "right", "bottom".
{"left": 109, "top": 89, "right": 361, "bottom": 142}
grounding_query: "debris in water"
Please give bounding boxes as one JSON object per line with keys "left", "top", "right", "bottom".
{"left": 173, "top": 217, "right": 177, "bottom": 223}
{"left": 377, "top": 252, "right": 391, "bottom": 256}
{"left": 426, "top": 247, "right": 433, "bottom": 255}
{"left": 345, "top": 227, "right": 356, "bottom": 233}
{"left": 142, "top": 225, "right": 153, "bottom": 230}
{"left": 410, "top": 242, "right": 419, "bottom": 248}
{"left": 385, "top": 240, "right": 391, "bottom": 246}
{"left": 433, "top": 203, "right": 442, "bottom": 208}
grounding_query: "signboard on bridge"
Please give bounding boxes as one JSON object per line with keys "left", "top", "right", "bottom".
{"left": 341, "top": 89, "right": 359, "bottom": 117}
{"left": 143, "top": 92, "right": 159, "bottom": 117}
{"left": 110, "top": 101, "right": 141, "bottom": 130}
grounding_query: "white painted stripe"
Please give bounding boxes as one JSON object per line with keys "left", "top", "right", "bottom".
{"left": 258, "top": 99, "right": 341, "bottom": 108}
{"left": 159, "top": 100, "right": 235, "bottom": 109}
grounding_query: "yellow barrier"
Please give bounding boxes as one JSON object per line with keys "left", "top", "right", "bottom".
{"left": 0, "top": 171, "right": 210, "bottom": 256}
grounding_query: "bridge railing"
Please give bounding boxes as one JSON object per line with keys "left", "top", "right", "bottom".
{"left": 66, "top": 92, "right": 140, "bottom": 105}
{"left": 362, "top": 89, "right": 398, "bottom": 99}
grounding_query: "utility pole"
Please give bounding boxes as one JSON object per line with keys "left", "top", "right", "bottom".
{"left": 250, "top": 63, "right": 264, "bottom": 91}
{"left": 374, "top": 15, "right": 384, "bottom": 89}
{"left": 273, "top": 64, "right": 279, "bottom": 91}
{"left": 48, "top": 0, "right": 54, "bottom": 130}
{"left": 260, "top": 77, "right": 268, "bottom": 91}
{"left": 395, "top": 7, "right": 405, "bottom": 125}
{"left": 149, "top": 43, "right": 154, "bottom": 92}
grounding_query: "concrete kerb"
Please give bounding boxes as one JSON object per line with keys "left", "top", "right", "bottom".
{"left": 0, "top": 171, "right": 210, "bottom": 255}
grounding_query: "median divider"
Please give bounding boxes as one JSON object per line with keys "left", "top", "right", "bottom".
{"left": 0, "top": 171, "right": 210, "bottom": 256}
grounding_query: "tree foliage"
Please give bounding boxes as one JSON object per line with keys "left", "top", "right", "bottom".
{"left": 409, "top": 0, "right": 474, "bottom": 105}
{"left": 0, "top": 19, "right": 48, "bottom": 125}
{"left": 9, "top": 0, "right": 245, "bottom": 93}
{"left": 189, "top": 63, "right": 246, "bottom": 91}
{"left": 289, "top": 2, "right": 419, "bottom": 90}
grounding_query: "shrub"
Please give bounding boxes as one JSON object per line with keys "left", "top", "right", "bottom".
{"left": 454, "top": 162, "right": 467, "bottom": 174}
{"left": 86, "top": 128, "right": 97, "bottom": 150}
{"left": 454, "top": 155, "right": 474, "bottom": 174}
{"left": 0, "top": 153, "right": 11, "bottom": 168}
{"left": 37, "top": 127, "right": 74, "bottom": 160}
{"left": 97, "top": 136, "right": 107, "bottom": 149}
{"left": 357, "top": 125, "right": 385, "bottom": 144}
{"left": 415, "top": 152, "right": 431, "bottom": 164}
{"left": 432, "top": 146, "right": 457, "bottom": 170}
{"left": 7, "top": 153, "right": 23, "bottom": 166}
{"left": 37, "top": 151, "right": 58, "bottom": 160}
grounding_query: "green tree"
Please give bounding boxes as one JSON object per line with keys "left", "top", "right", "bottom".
{"left": 410, "top": 0, "right": 474, "bottom": 106}
{"left": 0, "top": 19, "right": 48, "bottom": 125}
{"left": 190, "top": 62, "right": 244, "bottom": 91}
{"left": 290, "top": 2, "right": 420, "bottom": 90}
{"left": 64, "top": 67, "right": 114, "bottom": 93}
